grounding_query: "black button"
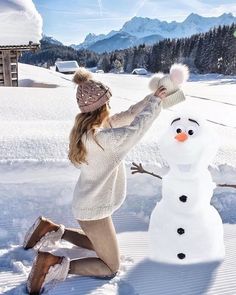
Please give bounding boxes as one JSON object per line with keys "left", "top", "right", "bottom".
{"left": 179, "top": 195, "right": 187, "bottom": 202}
{"left": 177, "top": 228, "right": 185, "bottom": 235}
{"left": 177, "top": 253, "right": 186, "bottom": 259}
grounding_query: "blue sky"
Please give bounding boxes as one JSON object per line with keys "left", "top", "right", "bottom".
{"left": 33, "top": 0, "right": 236, "bottom": 45}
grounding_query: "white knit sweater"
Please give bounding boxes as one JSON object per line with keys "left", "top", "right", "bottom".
{"left": 72, "top": 91, "right": 185, "bottom": 220}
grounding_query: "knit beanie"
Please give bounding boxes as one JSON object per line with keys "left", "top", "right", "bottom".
{"left": 73, "top": 68, "right": 112, "bottom": 113}
{"left": 149, "top": 63, "right": 189, "bottom": 102}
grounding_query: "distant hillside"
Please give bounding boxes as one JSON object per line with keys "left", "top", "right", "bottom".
{"left": 19, "top": 37, "right": 99, "bottom": 68}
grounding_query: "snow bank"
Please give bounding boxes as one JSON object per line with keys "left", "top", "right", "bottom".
{"left": 0, "top": 0, "right": 42, "bottom": 45}
{"left": 0, "top": 64, "right": 236, "bottom": 294}
{"left": 18, "top": 63, "right": 73, "bottom": 87}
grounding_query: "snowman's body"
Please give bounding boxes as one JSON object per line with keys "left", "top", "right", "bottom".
{"left": 148, "top": 114, "right": 225, "bottom": 264}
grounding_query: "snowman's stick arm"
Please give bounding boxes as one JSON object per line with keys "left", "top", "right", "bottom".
{"left": 131, "top": 162, "right": 163, "bottom": 180}
{"left": 131, "top": 163, "right": 236, "bottom": 188}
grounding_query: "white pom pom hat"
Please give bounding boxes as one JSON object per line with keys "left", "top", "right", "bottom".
{"left": 149, "top": 63, "right": 189, "bottom": 103}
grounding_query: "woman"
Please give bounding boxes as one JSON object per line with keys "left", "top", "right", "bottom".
{"left": 25, "top": 66, "right": 186, "bottom": 294}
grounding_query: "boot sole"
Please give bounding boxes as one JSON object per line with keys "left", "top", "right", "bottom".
{"left": 27, "top": 252, "right": 63, "bottom": 294}
{"left": 23, "top": 216, "right": 45, "bottom": 250}
{"left": 27, "top": 253, "right": 44, "bottom": 295}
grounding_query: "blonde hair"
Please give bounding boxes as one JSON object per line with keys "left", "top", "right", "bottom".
{"left": 68, "top": 104, "right": 109, "bottom": 166}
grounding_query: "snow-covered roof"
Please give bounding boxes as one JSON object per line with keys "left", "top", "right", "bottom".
{"left": 132, "top": 68, "right": 148, "bottom": 74}
{"left": 0, "top": 0, "right": 42, "bottom": 46}
{"left": 55, "top": 61, "right": 79, "bottom": 73}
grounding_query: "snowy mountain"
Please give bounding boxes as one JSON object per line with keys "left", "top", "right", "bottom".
{"left": 73, "top": 13, "right": 236, "bottom": 53}
{"left": 88, "top": 32, "right": 163, "bottom": 53}
{"left": 41, "top": 34, "right": 64, "bottom": 46}
{"left": 71, "top": 31, "right": 117, "bottom": 50}
{"left": 122, "top": 13, "right": 236, "bottom": 38}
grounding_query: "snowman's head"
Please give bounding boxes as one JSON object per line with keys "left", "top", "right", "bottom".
{"left": 159, "top": 113, "right": 219, "bottom": 169}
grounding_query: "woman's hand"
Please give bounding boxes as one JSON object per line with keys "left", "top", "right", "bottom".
{"left": 154, "top": 86, "right": 167, "bottom": 100}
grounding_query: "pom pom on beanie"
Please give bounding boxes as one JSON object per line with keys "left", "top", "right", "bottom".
{"left": 149, "top": 72, "right": 165, "bottom": 92}
{"left": 149, "top": 64, "right": 189, "bottom": 96}
{"left": 73, "top": 67, "right": 93, "bottom": 85}
{"left": 148, "top": 63, "right": 189, "bottom": 104}
{"left": 169, "top": 63, "right": 189, "bottom": 85}
{"left": 149, "top": 63, "right": 189, "bottom": 92}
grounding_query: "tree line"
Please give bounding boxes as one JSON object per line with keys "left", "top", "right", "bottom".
{"left": 20, "top": 23, "right": 236, "bottom": 75}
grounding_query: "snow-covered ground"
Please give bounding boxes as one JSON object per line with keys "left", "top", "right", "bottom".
{"left": 0, "top": 63, "right": 236, "bottom": 294}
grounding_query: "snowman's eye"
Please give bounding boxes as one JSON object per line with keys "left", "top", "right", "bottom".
{"left": 188, "top": 130, "right": 194, "bottom": 135}
{"left": 187, "top": 125, "right": 199, "bottom": 137}
{"left": 172, "top": 124, "right": 185, "bottom": 134}
{"left": 176, "top": 128, "right": 182, "bottom": 133}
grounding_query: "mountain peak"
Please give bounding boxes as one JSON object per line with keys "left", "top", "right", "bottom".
{"left": 84, "top": 33, "right": 103, "bottom": 42}
{"left": 131, "top": 16, "right": 151, "bottom": 21}
{"left": 220, "top": 12, "right": 234, "bottom": 19}
{"left": 184, "top": 13, "right": 202, "bottom": 22}
{"left": 188, "top": 13, "right": 201, "bottom": 17}
{"left": 41, "top": 35, "right": 63, "bottom": 46}
{"left": 121, "top": 16, "right": 162, "bottom": 38}
{"left": 85, "top": 33, "right": 96, "bottom": 40}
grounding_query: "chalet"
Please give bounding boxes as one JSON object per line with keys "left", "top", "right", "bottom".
{"left": 0, "top": 42, "right": 40, "bottom": 87}
{"left": 55, "top": 60, "right": 79, "bottom": 74}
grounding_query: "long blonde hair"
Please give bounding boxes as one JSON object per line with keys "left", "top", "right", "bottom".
{"left": 68, "top": 104, "right": 109, "bottom": 166}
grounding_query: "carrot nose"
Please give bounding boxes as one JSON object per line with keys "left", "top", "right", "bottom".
{"left": 175, "top": 132, "right": 188, "bottom": 142}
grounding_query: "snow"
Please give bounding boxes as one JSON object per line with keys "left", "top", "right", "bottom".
{"left": 0, "top": 0, "right": 42, "bottom": 45}
{"left": 0, "top": 63, "right": 236, "bottom": 294}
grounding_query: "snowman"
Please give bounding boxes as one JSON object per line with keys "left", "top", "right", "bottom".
{"left": 147, "top": 113, "right": 225, "bottom": 264}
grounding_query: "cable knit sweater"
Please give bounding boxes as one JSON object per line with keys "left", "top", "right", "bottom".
{"left": 72, "top": 91, "right": 185, "bottom": 220}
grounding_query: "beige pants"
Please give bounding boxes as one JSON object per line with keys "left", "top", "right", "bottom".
{"left": 64, "top": 216, "right": 120, "bottom": 278}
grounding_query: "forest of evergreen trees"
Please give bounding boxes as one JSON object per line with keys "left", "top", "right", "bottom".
{"left": 20, "top": 39, "right": 99, "bottom": 69}
{"left": 20, "top": 23, "right": 236, "bottom": 75}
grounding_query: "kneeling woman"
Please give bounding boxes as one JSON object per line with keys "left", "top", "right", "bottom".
{"left": 25, "top": 66, "right": 186, "bottom": 294}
